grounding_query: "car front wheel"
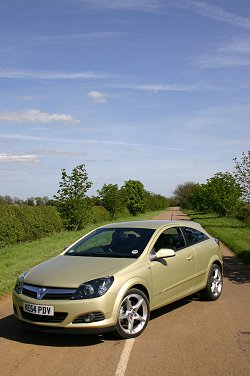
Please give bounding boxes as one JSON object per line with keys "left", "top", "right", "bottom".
{"left": 202, "top": 264, "right": 223, "bottom": 300}
{"left": 115, "top": 288, "right": 150, "bottom": 339}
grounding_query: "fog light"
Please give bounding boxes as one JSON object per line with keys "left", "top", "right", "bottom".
{"left": 83, "top": 314, "right": 95, "bottom": 323}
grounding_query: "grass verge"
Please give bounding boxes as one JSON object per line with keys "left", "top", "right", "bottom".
{"left": 0, "top": 209, "right": 166, "bottom": 299}
{"left": 184, "top": 210, "right": 250, "bottom": 266}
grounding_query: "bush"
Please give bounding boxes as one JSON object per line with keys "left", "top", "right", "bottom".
{"left": 0, "top": 206, "right": 25, "bottom": 246}
{"left": 90, "top": 206, "right": 111, "bottom": 224}
{"left": 235, "top": 203, "right": 250, "bottom": 223}
{"left": 0, "top": 205, "right": 63, "bottom": 247}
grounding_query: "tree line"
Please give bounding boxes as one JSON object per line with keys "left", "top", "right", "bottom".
{"left": 1, "top": 150, "right": 249, "bottom": 239}
{"left": 172, "top": 151, "right": 250, "bottom": 222}
{"left": 0, "top": 164, "right": 169, "bottom": 232}
{"left": 53, "top": 165, "right": 169, "bottom": 230}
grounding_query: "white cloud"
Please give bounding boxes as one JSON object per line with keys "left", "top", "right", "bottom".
{"left": 183, "top": 104, "right": 250, "bottom": 130}
{"left": 32, "top": 31, "right": 126, "bottom": 44}
{"left": 194, "top": 55, "right": 250, "bottom": 68}
{"left": 88, "top": 91, "right": 107, "bottom": 103}
{"left": 32, "top": 148, "right": 87, "bottom": 157}
{"left": 178, "top": 0, "right": 250, "bottom": 30}
{"left": 0, "top": 153, "right": 38, "bottom": 163}
{"left": 0, "top": 109, "right": 80, "bottom": 125}
{"left": 108, "top": 83, "right": 197, "bottom": 92}
{"left": 0, "top": 133, "right": 190, "bottom": 151}
{"left": 21, "top": 96, "right": 37, "bottom": 101}
{"left": 79, "top": 0, "right": 161, "bottom": 12}
{"left": 192, "top": 38, "right": 250, "bottom": 68}
{"left": 0, "top": 69, "right": 116, "bottom": 80}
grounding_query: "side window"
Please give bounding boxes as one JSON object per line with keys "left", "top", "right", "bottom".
{"left": 183, "top": 227, "right": 209, "bottom": 245}
{"left": 154, "top": 227, "right": 186, "bottom": 252}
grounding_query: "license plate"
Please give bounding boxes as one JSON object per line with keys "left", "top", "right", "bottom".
{"left": 23, "top": 302, "right": 54, "bottom": 316}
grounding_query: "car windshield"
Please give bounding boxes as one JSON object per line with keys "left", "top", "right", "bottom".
{"left": 65, "top": 227, "right": 155, "bottom": 258}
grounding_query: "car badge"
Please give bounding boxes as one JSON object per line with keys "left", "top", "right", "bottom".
{"left": 37, "top": 287, "right": 47, "bottom": 300}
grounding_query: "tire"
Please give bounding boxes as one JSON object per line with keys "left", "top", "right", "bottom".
{"left": 202, "top": 264, "right": 223, "bottom": 301}
{"left": 115, "top": 288, "right": 150, "bottom": 339}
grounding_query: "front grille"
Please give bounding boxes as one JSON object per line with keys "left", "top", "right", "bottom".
{"left": 20, "top": 308, "right": 68, "bottom": 323}
{"left": 22, "top": 284, "right": 76, "bottom": 300}
{"left": 72, "top": 312, "right": 105, "bottom": 324}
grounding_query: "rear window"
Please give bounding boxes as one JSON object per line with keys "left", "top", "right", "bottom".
{"left": 183, "top": 227, "right": 209, "bottom": 245}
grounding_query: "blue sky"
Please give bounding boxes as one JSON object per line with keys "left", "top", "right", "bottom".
{"left": 0, "top": 0, "right": 249, "bottom": 199}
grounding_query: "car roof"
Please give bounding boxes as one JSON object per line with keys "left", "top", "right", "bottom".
{"left": 100, "top": 220, "right": 203, "bottom": 231}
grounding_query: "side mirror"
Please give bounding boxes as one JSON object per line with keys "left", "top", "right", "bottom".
{"left": 150, "top": 248, "right": 176, "bottom": 261}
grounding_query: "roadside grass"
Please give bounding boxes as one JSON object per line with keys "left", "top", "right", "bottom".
{"left": 185, "top": 210, "right": 250, "bottom": 265}
{"left": 0, "top": 209, "right": 166, "bottom": 299}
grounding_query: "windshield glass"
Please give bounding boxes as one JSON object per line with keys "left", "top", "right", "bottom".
{"left": 65, "top": 227, "right": 155, "bottom": 258}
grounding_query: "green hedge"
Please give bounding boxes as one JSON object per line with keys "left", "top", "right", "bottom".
{"left": 0, "top": 205, "right": 63, "bottom": 247}
{"left": 90, "top": 205, "right": 111, "bottom": 224}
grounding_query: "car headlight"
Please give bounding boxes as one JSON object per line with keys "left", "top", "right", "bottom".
{"left": 72, "top": 276, "right": 114, "bottom": 300}
{"left": 14, "top": 271, "right": 28, "bottom": 294}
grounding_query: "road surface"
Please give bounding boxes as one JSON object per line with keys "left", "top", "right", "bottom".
{"left": 0, "top": 208, "right": 249, "bottom": 376}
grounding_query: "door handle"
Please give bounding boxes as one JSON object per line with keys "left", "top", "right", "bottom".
{"left": 186, "top": 255, "right": 193, "bottom": 261}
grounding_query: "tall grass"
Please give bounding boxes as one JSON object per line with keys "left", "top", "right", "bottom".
{"left": 0, "top": 209, "right": 166, "bottom": 298}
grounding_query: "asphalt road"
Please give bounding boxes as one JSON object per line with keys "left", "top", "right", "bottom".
{"left": 0, "top": 208, "right": 249, "bottom": 376}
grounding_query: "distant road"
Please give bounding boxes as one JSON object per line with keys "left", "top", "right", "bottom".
{"left": 0, "top": 207, "right": 249, "bottom": 376}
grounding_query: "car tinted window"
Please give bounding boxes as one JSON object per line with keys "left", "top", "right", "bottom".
{"left": 183, "top": 227, "right": 209, "bottom": 245}
{"left": 154, "top": 227, "right": 186, "bottom": 252}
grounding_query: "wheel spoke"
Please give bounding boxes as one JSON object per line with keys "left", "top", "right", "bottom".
{"left": 128, "top": 317, "right": 135, "bottom": 333}
{"left": 213, "top": 284, "right": 218, "bottom": 295}
{"left": 134, "top": 312, "right": 146, "bottom": 322}
{"left": 120, "top": 310, "right": 130, "bottom": 320}
{"left": 213, "top": 269, "right": 218, "bottom": 279}
{"left": 125, "top": 297, "right": 133, "bottom": 311}
{"left": 132, "top": 297, "right": 143, "bottom": 311}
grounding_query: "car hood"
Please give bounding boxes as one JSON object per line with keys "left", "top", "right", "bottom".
{"left": 23, "top": 255, "right": 135, "bottom": 288}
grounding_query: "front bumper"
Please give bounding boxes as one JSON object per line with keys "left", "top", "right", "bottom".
{"left": 12, "top": 290, "right": 118, "bottom": 332}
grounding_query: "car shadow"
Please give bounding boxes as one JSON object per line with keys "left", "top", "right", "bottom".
{"left": 0, "top": 314, "right": 111, "bottom": 346}
{"left": 150, "top": 295, "right": 196, "bottom": 320}
{"left": 1, "top": 297, "right": 197, "bottom": 346}
{"left": 223, "top": 255, "right": 250, "bottom": 284}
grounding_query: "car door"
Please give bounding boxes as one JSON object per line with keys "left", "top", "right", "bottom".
{"left": 182, "top": 226, "right": 215, "bottom": 291}
{"left": 150, "top": 227, "right": 196, "bottom": 308}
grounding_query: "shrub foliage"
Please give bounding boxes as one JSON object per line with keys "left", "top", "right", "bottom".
{"left": 0, "top": 205, "right": 63, "bottom": 247}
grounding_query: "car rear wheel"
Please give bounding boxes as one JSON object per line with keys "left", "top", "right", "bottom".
{"left": 115, "top": 288, "right": 150, "bottom": 339}
{"left": 202, "top": 264, "right": 223, "bottom": 300}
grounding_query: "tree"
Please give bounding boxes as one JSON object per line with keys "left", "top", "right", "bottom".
{"left": 122, "top": 180, "right": 146, "bottom": 216}
{"left": 173, "top": 182, "right": 198, "bottom": 208}
{"left": 97, "top": 183, "right": 125, "bottom": 219}
{"left": 24, "top": 197, "right": 36, "bottom": 206}
{"left": 187, "top": 172, "right": 243, "bottom": 217}
{"left": 233, "top": 151, "right": 250, "bottom": 203}
{"left": 144, "top": 191, "right": 169, "bottom": 211}
{"left": 54, "top": 164, "right": 92, "bottom": 230}
{"left": 0, "top": 195, "right": 13, "bottom": 205}
{"left": 203, "top": 172, "right": 242, "bottom": 216}
{"left": 189, "top": 184, "right": 210, "bottom": 212}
